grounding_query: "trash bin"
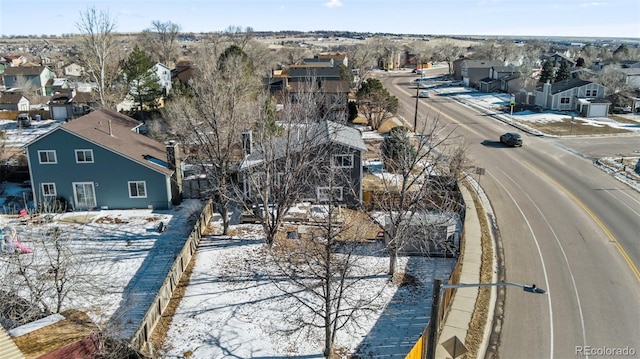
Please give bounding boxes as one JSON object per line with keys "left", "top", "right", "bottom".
{"left": 35, "top": 114, "right": 41, "bottom": 122}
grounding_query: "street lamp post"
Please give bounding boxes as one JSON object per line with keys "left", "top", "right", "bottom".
{"left": 426, "top": 278, "right": 546, "bottom": 359}
{"left": 414, "top": 67, "right": 424, "bottom": 131}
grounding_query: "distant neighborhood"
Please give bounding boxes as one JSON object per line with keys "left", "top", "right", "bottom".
{"left": 1, "top": 25, "right": 639, "bottom": 358}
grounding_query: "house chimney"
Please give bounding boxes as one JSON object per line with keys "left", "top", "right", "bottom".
{"left": 166, "top": 140, "right": 183, "bottom": 205}
{"left": 241, "top": 131, "right": 252, "bottom": 156}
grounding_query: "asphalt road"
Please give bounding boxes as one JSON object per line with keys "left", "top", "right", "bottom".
{"left": 380, "top": 70, "right": 640, "bottom": 359}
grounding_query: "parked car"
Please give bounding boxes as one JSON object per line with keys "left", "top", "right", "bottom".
{"left": 16, "top": 113, "right": 31, "bottom": 128}
{"left": 419, "top": 91, "right": 431, "bottom": 98}
{"left": 500, "top": 132, "right": 523, "bottom": 147}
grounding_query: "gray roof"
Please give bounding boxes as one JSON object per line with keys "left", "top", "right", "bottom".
{"left": 288, "top": 80, "right": 350, "bottom": 93}
{"left": 462, "top": 60, "right": 503, "bottom": 69}
{"left": 56, "top": 109, "right": 173, "bottom": 176}
{"left": 538, "top": 78, "right": 593, "bottom": 94}
{"left": 287, "top": 66, "right": 341, "bottom": 80}
{"left": 243, "top": 121, "right": 366, "bottom": 168}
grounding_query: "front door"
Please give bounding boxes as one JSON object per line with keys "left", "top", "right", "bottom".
{"left": 73, "top": 182, "right": 96, "bottom": 210}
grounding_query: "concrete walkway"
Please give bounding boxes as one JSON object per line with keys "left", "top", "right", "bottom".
{"left": 435, "top": 184, "right": 494, "bottom": 359}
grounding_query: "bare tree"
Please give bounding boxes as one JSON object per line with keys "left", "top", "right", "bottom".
{"left": 162, "top": 45, "right": 259, "bottom": 235}
{"left": 76, "top": 6, "right": 119, "bottom": 108}
{"left": 344, "top": 42, "right": 378, "bottom": 89}
{"left": 240, "top": 78, "right": 349, "bottom": 246}
{"left": 223, "top": 25, "right": 254, "bottom": 51}
{"left": 250, "top": 174, "right": 386, "bottom": 357}
{"left": 139, "top": 20, "right": 182, "bottom": 65}
{"left": 364, "top": 114, "right": 468, "bottom": 275}
{"left": 433, "top": 40, "right": 464, "bottom": 76}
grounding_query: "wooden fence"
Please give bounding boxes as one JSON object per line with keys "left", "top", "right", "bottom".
{"left": 0, "top": 110, "right": 50, "bottom": 121}
{"left": 129, "top": 199, "right": 215, "bottom": 356}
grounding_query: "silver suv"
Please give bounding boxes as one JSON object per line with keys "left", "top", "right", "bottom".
{"left": 16, "top": 113, "right": 31, "bottom": 128}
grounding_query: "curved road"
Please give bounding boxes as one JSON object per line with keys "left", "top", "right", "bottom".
{"left": 380, "top": 70, "right": 640, "bottom": 358}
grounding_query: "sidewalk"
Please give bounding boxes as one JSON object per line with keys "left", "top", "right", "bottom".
{"left": 435, "top": 183, "right": 496, "bottom": 359}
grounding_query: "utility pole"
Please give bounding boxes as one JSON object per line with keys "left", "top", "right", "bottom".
{"left": 425, "top": 277, "right": 442, "bottom": 359}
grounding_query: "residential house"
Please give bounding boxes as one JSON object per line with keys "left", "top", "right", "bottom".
{"left": 621, "top": 68, "right": 640, "bottom": 89}
{"left": 547, "top": 52, "right": 576, "bottom": 68}
{"left": 287, "top": 80, "right": 351, "bottom": 123}
{"left": 0, "top": 93, "right": 29, "bottom": 111}
{"left": 3, "top": 55, "right": 27, "bottom": 67}
{"left": 452, "top": 57, "right": 469, "bottom": 81}
{"left": 316, "top": 53, "right": 348, "bottom": 67}
{"left": 24, "top": 108, "right": 183, "bottom": 210}
{"left": 534, "top": 78, "right": 609, "bottom": 117}
{"left": 240, "top": 121, "right": 367, "bottom": 208}
{"left": 478, "top": 65, "right": 518, "bottom": 93}
{"left": 151, "top": 63, "right": 172, "bottom": 96}
{"left": 2, "top": 66, "right": 55, "bottom": 95}
{"left": 460, "top": 60, "right": 504, "bottom": 88}
{"left": 45, "top": 77, "right": 71, "bottom": 95}
{"left": 64, "top": 62, "right": 84, "bottom": 77}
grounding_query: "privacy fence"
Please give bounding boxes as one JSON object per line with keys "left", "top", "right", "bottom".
{"left": 129, "top": 198, "right": 215, "bottom": 356}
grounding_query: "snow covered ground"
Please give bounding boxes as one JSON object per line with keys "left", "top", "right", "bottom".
{"left": 160, "top": 222, "right": 455, "bottom": 358}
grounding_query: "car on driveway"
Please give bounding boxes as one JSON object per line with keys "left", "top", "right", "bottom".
{"left": 500, "top": 132, "right": 523, "bottom": 147}
{"left": 419, "top": 91, "right": 431, "bottom": 98}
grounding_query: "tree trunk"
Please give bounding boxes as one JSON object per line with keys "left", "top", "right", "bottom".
{"left": 388, "top": 241, "right": 397, "bottom": 275}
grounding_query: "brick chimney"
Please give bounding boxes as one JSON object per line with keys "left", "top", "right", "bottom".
{"left": 165, "top": 140, "right": 183, "bottom": 205}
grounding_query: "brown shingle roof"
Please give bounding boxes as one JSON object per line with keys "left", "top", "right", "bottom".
{"left": 60, "top": 109, "right": 173, "bottom": 176}
{"left": 3, "top": 66, "right": 48, "bottom": 76}
{"left": 0, "top": 93, "right": 27, "bottom": 104}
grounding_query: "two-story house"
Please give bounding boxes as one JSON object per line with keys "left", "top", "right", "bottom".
{"left": 151, "top": 63, "right": 172, "bottom": 96}
{"left": 240, "top": 120, "right": 367, "bottom": 208}
{"left": 25, "top": 109, "right": 183, "bottom": 211}
{"left": 460, "top": 60, "right": 504, "bottom": 88}
{"left": 534, "top": 78, "right": 609, "bottom": 117}
{"left": 2, "top": 65, "right": 55, "bottom": 95}
{"left": 478, "top": 65, "right": 519, "bottom": 93}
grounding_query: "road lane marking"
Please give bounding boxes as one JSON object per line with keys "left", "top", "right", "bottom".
{"left": 498, "top": 168, "right": 588, "bottom": 355}
{"left": 525, "top": 161, "right": 640, "bottom": 282}
{"left": 490, "top": 173, "right": 555, "bottom": 359}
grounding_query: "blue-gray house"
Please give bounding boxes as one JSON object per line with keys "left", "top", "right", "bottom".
{"left": 25, "top": 109, "right": 182, "bottom": 211}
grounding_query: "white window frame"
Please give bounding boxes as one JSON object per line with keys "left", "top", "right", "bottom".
{"left": 560, "top": 97, "right": 570, "bottom": 104}
{"left": 317, "top": 187, "right": 343, "bottom": 202}
{"left": 128, "top": 181, "right": 147, "bottom": 198}
{"left": 38, "top": 150, "right": 57, "bottom": 164}
{"left": 41, "top": 183, "right": 56, "bottom": 197}
{"left": 332, "top": 154, "right": 354, "bottom": 168}
{"left": 75, "top": 149, "right": 94, "bottom": 163}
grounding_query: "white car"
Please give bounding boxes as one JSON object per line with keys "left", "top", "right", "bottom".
{"left": 419, "top": 91, "right": 431, "bottom": 98}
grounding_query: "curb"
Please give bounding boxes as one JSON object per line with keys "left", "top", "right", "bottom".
{"left": 435, "top": 179, "right": 498, "bottom": 358}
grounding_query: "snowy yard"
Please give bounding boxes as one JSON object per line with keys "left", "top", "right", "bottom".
{"left": 160, "top": 222, "right": 456, "bottom": 358}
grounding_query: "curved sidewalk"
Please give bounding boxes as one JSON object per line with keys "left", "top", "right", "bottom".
{"left": 436, "top": 184, "right": 496, "bottom": 359}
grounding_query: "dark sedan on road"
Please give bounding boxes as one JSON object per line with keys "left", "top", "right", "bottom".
{"left": 500, "top": 132, "right": 523, "bottom": 147}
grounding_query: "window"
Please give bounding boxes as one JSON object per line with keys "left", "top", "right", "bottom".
{"left": 332, "top": 154, "right": 354, "bottom": 168}
{"left": 560, "top": 97, "right": 570, "bottom": 104}
{"left": 38, "top": 150, "right": 57, "bottom": 164}
{"left": 75, "top": 149, "right": 94, "bottom": 163}
{"left": 41, "top": 183, "right": 56, "bottom": 197}
{"left": 586, "top": 89, "right": 597, "bottom": 97}
{"left": 317, "top": 187, "right": 343, "bottom": 202}
{"left": 128, "top": 181, "right": 147, "bottom": 198}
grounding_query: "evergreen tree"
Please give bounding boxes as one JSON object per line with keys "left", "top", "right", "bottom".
{"left": 554, "top": 61, "right": 572, "bottom": 82}
{"left": 121, "top": 45, "right": 162, "bottom": 121}
{"left": 218, "top": 44, "right": 252, "bottom": 76}
{"left": 539, "top": 60, "right": 555, "bottom": 84}
{"left": 381, "top": 126, "right": 416, "bottom": 173}
{"left": 356, "top": 78, "right": 398, "bottom": 130}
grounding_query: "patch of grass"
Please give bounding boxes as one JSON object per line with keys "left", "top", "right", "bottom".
{"left": 527, "top": 118, "right": 633, "bottom": 136}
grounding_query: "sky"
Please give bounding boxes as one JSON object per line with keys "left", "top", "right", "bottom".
{"left": 0, "top": 0, "right": 639, "bottom": 39}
